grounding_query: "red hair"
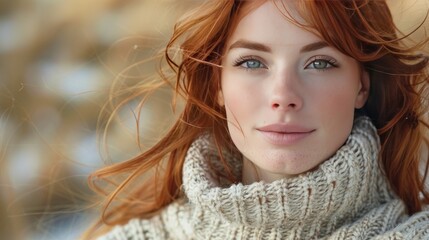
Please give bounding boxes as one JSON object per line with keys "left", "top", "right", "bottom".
{"left": 84, "top": 0, "right": 429, "bottom": 238}
{"left": 290, "top": 0, "right": 429, "bottom": 214}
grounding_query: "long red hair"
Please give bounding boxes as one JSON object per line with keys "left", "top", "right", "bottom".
{"left": 84, "top": 0, "right": 429, "bottom": 238}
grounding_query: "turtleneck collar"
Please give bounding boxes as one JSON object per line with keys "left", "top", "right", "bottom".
{"left": 182, "top": 117, "right": 396, "bottom": 237}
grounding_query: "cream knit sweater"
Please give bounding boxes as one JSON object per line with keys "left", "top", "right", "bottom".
{"left": 99, "top": 117, "right": 429, "bottom": 239}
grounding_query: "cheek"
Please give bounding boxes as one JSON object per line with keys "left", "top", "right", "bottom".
{"left": 311, "top": 78, "right": 359, "bottom": 115}
{"left": 223, "top": 88, "right": 252, "bottom": 148}
{"left": 322, "top": 90, "right": 356, "bottom": 116}
{"left": 313, "top": 83, "right": 357, "bottom": 148}
{"left": 307, "top": 78, "right": 358, "bottom": 127}
{"left": 223, "top": 89, "right": 250, "bottom": 129}
{"left": 221, "top": 73, "right": 260, "bottom": 126}
{"left": 323, "top": 92, "right": 356, "bottom": 133}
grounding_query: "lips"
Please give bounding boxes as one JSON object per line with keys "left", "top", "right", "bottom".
{"left": 256, "top": 123, "right": 315, "bottom": 145}
{"left": 257, "top": 123, "right": 314, "bottom": 133}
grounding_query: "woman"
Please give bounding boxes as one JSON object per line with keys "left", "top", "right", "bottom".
{"left": 86, "top": 0, "right": 429, "bottom": 239}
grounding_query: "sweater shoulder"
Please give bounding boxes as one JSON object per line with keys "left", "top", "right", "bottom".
{"left": 374, "top": 205, "right": 429, "bottom": 239}
{"left": 97, "top": 200, "right": 192, "bottom": 240}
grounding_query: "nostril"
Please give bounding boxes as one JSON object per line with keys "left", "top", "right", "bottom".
{"left": 272, "top": 102, "right": 298, "bottom": 109}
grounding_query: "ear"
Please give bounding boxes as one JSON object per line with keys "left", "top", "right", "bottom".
{"left": 217, "top": 90, "right": 225, "bottom": 107}
{"left": 355, "top": 69, "right": 370, "bottom": 109}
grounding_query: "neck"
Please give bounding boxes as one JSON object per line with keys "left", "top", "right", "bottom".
{"left": 242, "top": 157, "right": 296, "bottom": 184}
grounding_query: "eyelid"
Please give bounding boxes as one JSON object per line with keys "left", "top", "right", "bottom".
{"left": 233, "top": 55, "right": 267, "bottom": 68}
{"left": 304, "top": 55, "right": 338, "bottom": 69}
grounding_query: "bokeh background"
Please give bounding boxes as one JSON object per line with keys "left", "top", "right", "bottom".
{"left": 0, "top": 0, "right": 427, "bottom": 239}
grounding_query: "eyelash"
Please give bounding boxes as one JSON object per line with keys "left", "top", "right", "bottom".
{"left": 232, "top": 55, "right": 339, "bottom": 71}
{"left": 305, "top": 56, "right": 338, "bottom": 71}
{"left": 233, "top": 55, "right": 266, "bottom": 70}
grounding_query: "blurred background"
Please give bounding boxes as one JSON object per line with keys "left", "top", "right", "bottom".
{"left": 0, "top": 0, "right": 427, "bottom": 239}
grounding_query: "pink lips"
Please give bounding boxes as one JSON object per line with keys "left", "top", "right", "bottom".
{"left": 256, "top": 124, "right": 314, "bottom": 145}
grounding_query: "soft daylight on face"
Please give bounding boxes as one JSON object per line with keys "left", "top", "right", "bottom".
{"left": 220, "top": 1, "right": 369, "bottom": 184}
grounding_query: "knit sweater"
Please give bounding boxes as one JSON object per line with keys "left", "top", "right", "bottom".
{"left": 99, "top": 117, "right": 429, "bottom": 239}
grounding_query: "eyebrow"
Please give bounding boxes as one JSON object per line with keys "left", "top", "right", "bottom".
{"left": 228, "top": 40, "right": 272, "bottom": 52}
{"left": 299, "top": 41, "right": 329, "bottom": 53}
{"left": 227, "top": 40, "right": 329, "bottom": 53}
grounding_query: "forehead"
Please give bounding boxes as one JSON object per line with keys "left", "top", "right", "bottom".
{"left": 236, "top": 0, "right": 305, "bottom": 24}
{"left": 227, "top": 1, "right": 320, "bottom": 48}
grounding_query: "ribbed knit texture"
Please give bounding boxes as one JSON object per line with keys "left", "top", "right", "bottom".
{"left": 99, "top": 117, "right": 429, "bottom": 239}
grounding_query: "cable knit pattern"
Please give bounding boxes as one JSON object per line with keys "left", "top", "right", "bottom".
{"left": 98, "top": 117, "right": 429, "bottom": 240}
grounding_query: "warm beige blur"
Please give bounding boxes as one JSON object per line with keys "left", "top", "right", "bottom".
{"left": 0, "top": 1, "right": 196, "bottom": 239}
{"left": 388, "top": 0, "right": 429, "bottom": 52}
{"left": 0, "top": 0, "right": 427, "bottom": 239}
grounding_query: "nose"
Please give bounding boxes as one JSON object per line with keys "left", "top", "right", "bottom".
{"left": 269, "top": 71, "right": 303, "bottom": 111}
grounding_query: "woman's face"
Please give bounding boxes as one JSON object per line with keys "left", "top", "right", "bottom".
{"left": 220, "top": 1, "right": 369, "bottom": 183}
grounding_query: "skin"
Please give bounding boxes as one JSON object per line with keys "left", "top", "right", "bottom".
{"left": 219, "top": 1, "right": 370, "bottom": 184}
